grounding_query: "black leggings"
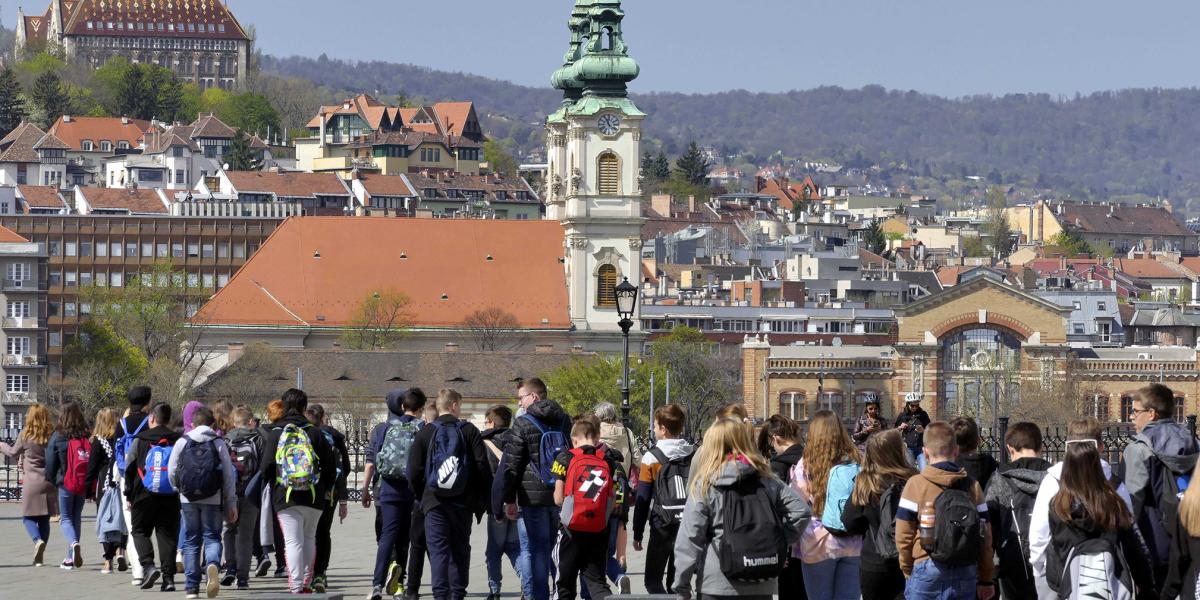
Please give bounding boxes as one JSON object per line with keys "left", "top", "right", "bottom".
{"left": 859, "top": 565, "right": 905, "bottom": 600}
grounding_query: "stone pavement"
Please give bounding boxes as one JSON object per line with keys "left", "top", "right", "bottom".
{"left": 0, "top": 503, "right": 649, "bottom": 599}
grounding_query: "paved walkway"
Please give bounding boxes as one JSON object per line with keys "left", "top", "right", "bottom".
{"left": 0, "top": 503, "right": 649, "bottom": 598}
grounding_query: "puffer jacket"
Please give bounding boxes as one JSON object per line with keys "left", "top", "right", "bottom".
{"left": 501, "top": 399, "right": 569, "bottom": 507}
{"left": 672, "top": 460, "right": 810, "bottom": 598}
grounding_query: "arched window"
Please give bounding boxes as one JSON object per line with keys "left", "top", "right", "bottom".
{"left": 779, "top": 391, "right": 806, "bottom": 421}
{"left": 600, "top": 27, "right": 613, "bottom": 51}
{"left": 597, "top": 264, "right": 617, "bottom": 308}
{"left": 598, "top": 153, "right": 619, "bottom": 195}
{"left": 819, "top": 391, "right": 844, "bottom": 420}
{"left": 1121, "top": 395, "right": 1134, "bottom": 423}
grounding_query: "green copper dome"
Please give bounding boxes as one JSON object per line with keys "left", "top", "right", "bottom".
{"left": 570, "top": 0, "right": 639, "bottom": 97}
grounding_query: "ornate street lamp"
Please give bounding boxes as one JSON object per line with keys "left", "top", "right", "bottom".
{"left": 615, "top": 277, "right": 639, "bottom": 429}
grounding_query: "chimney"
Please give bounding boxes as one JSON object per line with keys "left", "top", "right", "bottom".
{"left": 121, "top": 116, "right": 129, "bottom": 125}
{"left": 444, "top": 342, "right": 460, "bottom": 353}
{"left": 755, "top": 176, "right": 766, "bottom": 193}
{"left": 227, "top": 342, "right": 245, "bottom": 364}
{"left": 571, "top": 345, "right": 584, "bottom": 354}
{"left": 63, "top": 115, "right": 71, "bottom": 123}
{"left": 687, "top": 195, "right": 697, "bottom": 214}
{"left": 534, "top": 344, "right": 554, "bottom": 354}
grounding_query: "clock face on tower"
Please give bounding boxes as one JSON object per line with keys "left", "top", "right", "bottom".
{"left": 597, "top": 114, "right": 621, "bottom": 136}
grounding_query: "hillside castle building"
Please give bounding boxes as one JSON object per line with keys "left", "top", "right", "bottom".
{"left": 14, "top": 0, "right": 251, "bottom": 90}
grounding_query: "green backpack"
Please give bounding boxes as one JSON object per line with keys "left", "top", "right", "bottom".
{"left": 275, "top": 423, "right": 319, "bottom": 502}
{"left": 377, "top": 420, "right": 422, "bottom": 480}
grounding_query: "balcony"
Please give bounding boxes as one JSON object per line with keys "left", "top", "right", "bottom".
{"left": 2, "top": 279, "right": 32, "bottom": 292}
{"left": 1, "top": 317, "right": 37, "bottom": 329}
{"left": 1, "top": 356, "right": 42, "bottom": 368}
{"left": 1, "top": 392, "right": 34, "bottom": 405}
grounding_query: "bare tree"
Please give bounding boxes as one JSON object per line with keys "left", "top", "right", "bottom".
{"left": 339, "top": 290, "right": 412, "bottom": 350}
{"left": 196, "top": 342, "right": 286, "bottom": 410}
{"left": 462, "top": 306, "right": 530, "bottom": 351}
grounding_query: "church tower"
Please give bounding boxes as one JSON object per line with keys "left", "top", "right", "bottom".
{"left": 546, "top": 0, "right": 646, "bottom": 335}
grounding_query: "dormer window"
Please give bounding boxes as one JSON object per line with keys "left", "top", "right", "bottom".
{"left": 118, "top": 141, "right": 129, "bottom": 150}
{"left": 100, "top": 141, "right": 112, "bottom": 152}
{"left": 81, "top": 140, "right": 94, "bottom": 151}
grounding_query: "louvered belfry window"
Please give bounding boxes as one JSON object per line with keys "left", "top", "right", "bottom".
{"left": 598, "top": 153, "right": 620, "bottom": 195}
{"left": 597, "top": 264, "right": 618, "bottom": 307}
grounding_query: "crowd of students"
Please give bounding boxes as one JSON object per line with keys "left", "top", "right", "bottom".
{"left": 5, "top": 379, "right": 1200, "bottom": 599}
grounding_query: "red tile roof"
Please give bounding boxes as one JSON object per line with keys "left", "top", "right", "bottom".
{"left": 62, "top": 0, "right": 249, "bottom": 40}
{"left": 1112, "top": 258, "right": 1188, "bottom": 280}
{"left": 0, "top": 225, "right": 29, "bottom": 243}
{"left": 16, "top": 185, "right": 66, "bottom": 211}
{"left": 225, "top": 171, "right": 349, "bottom": 198}
{"left": 48, "top": 115, "right": 151, "bottom": 151}
{"left": 79, "top": 188, "right": 167, "bottom": 214}
{"left": 195, "top": 217, "right": 570, "bottom": 329}
{"left": 1061, "top": 203, "right": 1193, "bottom": 237}
{"left": 0, "top": 122, "right": 61, "bottom": 163}
{"left": 355, "top": 174, "right": 415, "bottom": 198}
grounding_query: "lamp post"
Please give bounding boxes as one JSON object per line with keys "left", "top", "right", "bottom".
{"left": 615, "top": 277, "right": 640, "bottom": 430}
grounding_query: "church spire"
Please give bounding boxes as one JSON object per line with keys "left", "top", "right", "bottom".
{"left": 570, "top": 0, "right": 639, "bottom": 98}
{"left": 550, "top": 0, "right": 592, "bottom": 104}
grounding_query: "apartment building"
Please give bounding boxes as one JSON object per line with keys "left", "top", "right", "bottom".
{"left": 0, "top": 226, "right": 48, "bottom": 431}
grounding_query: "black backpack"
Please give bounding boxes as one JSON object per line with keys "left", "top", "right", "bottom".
{"left": 716, "top": 474, "right": 789, "bottom": 582}
{"left": 996, "top": 479, "right": 1040, "bottom": 579}
{"left": 873, "top": 482, "right": 903, "bottom": 560}
{"left": 650, "top": 447, "right": 693, "bottom": 528}
{"left": 177, "top": 438, "right": 223, "bottom": 501}
{"left": 922, "top": 477, "right": 984, "bottom": 567}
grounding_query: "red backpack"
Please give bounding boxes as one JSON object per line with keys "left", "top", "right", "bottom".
{"left": 63, "top": 437, "right": 92, "bottom": 497}
{"left": 561, "top": 447, "right": 614, "bottom": 533}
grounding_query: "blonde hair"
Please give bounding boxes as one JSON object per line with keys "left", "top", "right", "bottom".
{"left": 802, "top": 410, "right": 862, "bottom": 516}
{"left": 436, "top": 389, "right": 462, "bottom": 412}
{"left": 92, "top": 408, "right": 120, "bottom": 440}
{"left": 850, "top": 429, "right": 916, "bottom": 506}
{"left": 20, "top": 404, "right": 54, "bottom": 446}
{"left": 689, "top": 418, "right": 774, "bottom": 497}
{"left": 1180, "top": 456, "right": 1200, "bottom": 536}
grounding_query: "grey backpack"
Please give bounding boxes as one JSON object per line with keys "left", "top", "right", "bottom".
{"left": 376, "top": 420, "right": 422, "bottom": 480}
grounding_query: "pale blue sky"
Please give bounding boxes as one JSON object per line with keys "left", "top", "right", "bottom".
{"left": 7, "top": 0, "right": 1200, "bottom": 97}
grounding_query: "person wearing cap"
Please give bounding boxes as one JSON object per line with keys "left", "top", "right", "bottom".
{"left": 894, "top": 394, "right": 930, "bottom": 466}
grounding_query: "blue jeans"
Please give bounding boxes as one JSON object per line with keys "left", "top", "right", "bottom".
{"left": 801, "top": 556, "right": 862, "bottom": 600}
{"left": 57, "top": 488, "right": 85, "bottom": 558}
{"left": 22, "top": 516, "right": 50, "bottom": 543}
{"left": 517, "top": 505, "right": 560, "bottom": 600}
{"left": 486, "top": 516, "right": 521, "bottom": 594}
{"left": 181, "top": 504, "right": 224, "bottom": 591}
{"left": 581, "top": 519, "right": 624, "bottom": 599}
{"left": 904, "top": 560, "right": 977, "bottom": 600}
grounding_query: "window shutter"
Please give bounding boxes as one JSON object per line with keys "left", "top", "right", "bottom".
{"left": 597, "top": 265, "right": 617, "bottom": 308}
{"left": 598, "top": 154, "right": 619, "bottom": 195}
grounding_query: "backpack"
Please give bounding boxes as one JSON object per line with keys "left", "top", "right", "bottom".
{"left": 716, "top": 474, "right": 789, "bottom": 582}
{"left": 996, "top": 476, "right": 1043, "bottom": 580}
{"left": 561, "top": 447, "right": 614, "bottom": 533}
{"left": 320, "top": 428, "right": 344, "bottom": 483}
{"left": 1151, "top": 454, "right": 1192, "bottom": 563}
{"left": 63, "top": 437, "right": 92, "bottom": 497}
{"left": 377, "top": 420, "right": 422, "bottom": 480}
{"left": 140, "top": 439, "right": 176, "bottom": 495}
{"left": 426, "top": 420, "right": 469, "bottom": 496}
{"left": 873, "top": 482, "right": 903, "bottom": 560}
{"left": 649, "top": 446, "right": 693, "bottom": 527}
{"left": 228, "top": 433, "right": 261, "bottom": 496}
{"left": 821, "top": 462, "right": 861, "bottom": 536}
{"left": 115, "top": 416, "right": 148, "bottom": 474}
{"left": 522, "top": 414, "right": 567, "bottom": 488}
{"left": 177, "top": 438, "right": 223, "bottom": 501}
{"left": 1050, "top": 534, "right": 1136, "bottom": 600}
{"left": 275, "top": 423, "right": 319, "bottom": 502}
{"left": 921, "top": 476, "right": 984, "bottom": 567}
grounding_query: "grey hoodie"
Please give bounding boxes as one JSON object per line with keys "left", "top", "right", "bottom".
{"left": 167, "top": 425, "right": 237, "bottom": 506}
{"left": 1123, "top": 419, "right": 1199, "bottom": 570}
{"left": 672, "top": 460, "right": 811, "bottom": 598}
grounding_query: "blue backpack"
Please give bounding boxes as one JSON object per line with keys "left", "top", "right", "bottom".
{"left": 426, "top": 420, "right": 469, "bottom": 496}
{"left": 522, "top": 414, "right": 567, "bottom": 488}
{"left": 176, "top": 438, "right": 223, "bottom": 501}
{"left": 821, "top": 462, "right": 861, "bottom": 535}
{"left": 140, "top": 439, "right": 176, "bottom": 495}
{"left": 116, "top": 416, "right": 148, "bottom": 474}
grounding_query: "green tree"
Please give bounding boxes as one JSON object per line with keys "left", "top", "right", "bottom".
{"left": 650, "top": 326, "right": 737, "bottom": 436}
{"left": 982, "top": 187, "right": 1013, "bottom": 259}
{"left": 674, "top": 141, "right": 711, "bottom": 186}
{"left": 543, "top": 355, "right": 665, "bottom": 435}
{"left": 153, "top": 70, "right": 183, "bottom": 122}
{"left": 1049, "top": 230, "right": 1093, "bottom": 256}
{"left": 31, "top": 70, "right": 71, "bottom": 128}
{"left": 224, "top": 129, "right": 261, "bottom": 171}
{"left": 483, "top": 139, "right": 519, "bottom": 178}
{"left": 62, "top": 321, "right": 149, "bottom": 412}
{"left": 339, "top": 290, "right": 412, "bottom": 350}
{"left": 962, "top": 235, "right": 989, "bottom": 258}
{"left": 653, "top": 152, "right": 671, "bottom": 181}
{"left": 863, "top": 220, "right": 888, "bottom": 256}
{"left": 219, "top": 92, "right": 281, "bottom": 136}
{"left": 0, "top": 67, "right": 25, "bottom": 137}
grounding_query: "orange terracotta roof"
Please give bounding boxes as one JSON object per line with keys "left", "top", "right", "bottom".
{"left": 225, "top": 171, "right": 349, "bottom": 198}
{"left": 48, "top": 116, "right": 151, "bottom": 151}
{"left": 16, "top": 185, "right": 66, "bottom": 210}
{"left": 435, "top": 102, "right": 476, "bottom": 138}
{"left": 935, "top": 266, "right": 969, "bottom": 287}
{"left": 0, "top": 225, "right": 29, "bottom": 243}
{"left": 79, "top": 188, "right": 167, "bottom": 214}
{"left": 1113, "top": 258, "right": 1188, "bottom": 279}
{"left": 757, "top": 178, "right": 798, "bottom": 210}
{"left": 62, "top": 0, "right": 249, "bottom": 40}
{"left": 195, "top": 217, "right": 570, "bottom": 329}
{"left": 356, "top": 174, "right": 415, "bottom": 197}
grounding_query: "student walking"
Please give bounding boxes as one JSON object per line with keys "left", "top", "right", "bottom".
{"left": 551, "top": 416, "right": 629, "bottom": 600}
{"left": 633, "top": 404, "right": 695, "bottom": 595}
{"left": 1042, "top": 425, "right": 1153, "bottom": 598}
{"left": 1164, "top": 459, "right": 1200, "bottom": 597}
{"left": 500, "top": 378, "right": 571, "bottom": 600}
{"left": 481, "top": 404, "right": 520, "bottom": 600}
{"left": 1123, "top": 383, "right": 1199, "bottom": 584}
{"left": 306, "top": 404, "right": 350, "bottom": 594}
{"left": 407, "top": 389, "right": 491, "bottom": 600}
{"left": 125, "top": 402, "right": 183, "bottom": 591}
{"left": 790, "top": 410, "right": 863, "bottom": 600}
{"left": 87, "top": 408, "right": 129, "bottom": 574}
{"left": 258, "top": 399, "right": 287, "bottom": 579}
{"left": 0, "top": 403, "right": 58, "bottom": 567}
{"left": 951, "top": 417, "right": 999, "bottom": 492}
{"left": 221, "top": 406, "right": 264, "bottom": 590}
{"left": 258, "top": 389, "right": 338, "bottom": 595}
{"left": 758, "top": 415, "right": 807, "bottom": 600}
{"left": 673, "top": 418, "right": 811, "bottom": 600}
{"left": 842, "top": 429, "right": 917, "bottom": 600}
{"left": 119, "top": 387, "right": 153, "bottom": 585}
{"left": 45, "top": 400, "right": 93, "bottom": 570}
{"left": 169, "top": 406, "right": 238, "bottom": 600}
{"left": 895, "top": 421, "right": 994, "bottom": 600}
{"left": 983, "top": 421, "right": 1050, "bottom": 600}
{"left": 363, "top": 388, "right": 427, "bottom": 600}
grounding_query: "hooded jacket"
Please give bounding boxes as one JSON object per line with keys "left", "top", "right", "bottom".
{"left": 843, "top": 472, "right": 914, "bottom": 573}
{"left": 1122, "top": 419, "right": 1199, "bottom": 574}
{"left": 769, "top": 443, "right": 803, "bottom": 483}
{"left": 1029, "top": 459, "right": 1132, "bottom": 579}
{"left": 1045, "top": 500, "right": 1153, "bottom": 596}
{"left": 501, "top": 398, "right": 570, "bottom": 508}
{"left": 258, "top": 413, "right": 338, "bottom": 512}
{"left": 366, "top": 389, "right": 423, "bottom": 504}
{"left": 633, "top": 437, "right": 697, "bottom": 541}
{"left": 984, "top": 456, "right": 1051, "bottom": 579}
{"left": 672, "top": 460, "right": 810, "bottom": 598}
{"left": 167, "top": 425, "right": 237, "bottom": 506}
{"left": 959, "top": 451, "right": 1000, "bottom": 492}
{"left": 895, "top": 462, "right": 994, "bottom": 580}
{"left": 123, "top": 424, "right": 182, "bottom": 504}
